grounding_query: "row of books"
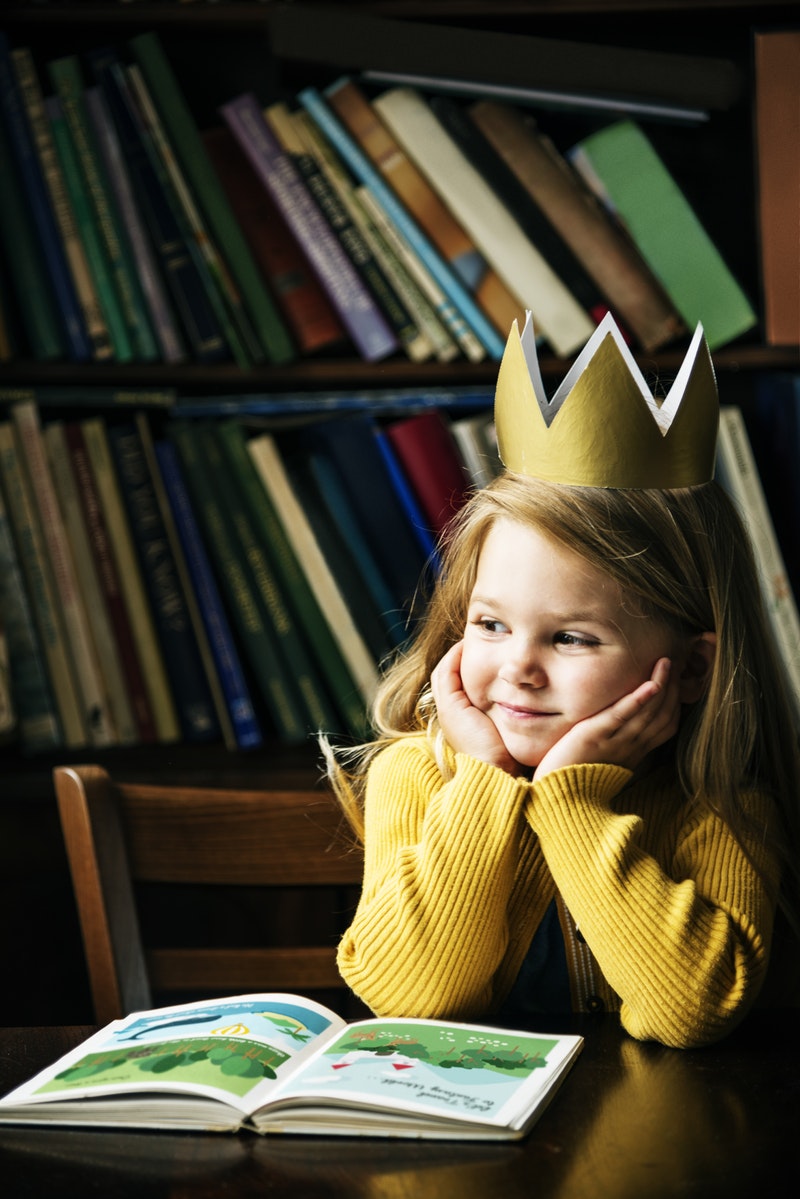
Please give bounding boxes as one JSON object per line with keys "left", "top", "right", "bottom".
{"left": 0, "top": 26, "right": 758, "bottom": 372}
{"left": 0, "top": 388, "right": 500, "bottom": 755}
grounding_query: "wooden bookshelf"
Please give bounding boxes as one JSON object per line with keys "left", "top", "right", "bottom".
{"left": 1, "top": 0, "right": 797, "bottom": 1022}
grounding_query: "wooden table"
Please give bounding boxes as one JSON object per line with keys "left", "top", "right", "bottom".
{"left": 1, "top": 1012, "right": 798, "bottom": 1198}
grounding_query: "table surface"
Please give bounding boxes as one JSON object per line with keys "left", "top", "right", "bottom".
{"left": 1, "top": 1012, "right": 798, "bottom": 1198}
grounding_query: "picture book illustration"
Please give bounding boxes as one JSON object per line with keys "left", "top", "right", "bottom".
{"left": 31, "top": 997, "right": 337, "bottom": 1103}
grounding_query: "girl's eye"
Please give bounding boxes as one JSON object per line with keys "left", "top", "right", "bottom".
{"left": 477, "top": 617, "right": 508, "bottom": 635}
{"left": 554, "top": 631, "right": 597, "bottom": 648}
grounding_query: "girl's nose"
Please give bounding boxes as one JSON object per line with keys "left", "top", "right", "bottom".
{"left": 499, "top": 647, "right": 546, "bottom": 687}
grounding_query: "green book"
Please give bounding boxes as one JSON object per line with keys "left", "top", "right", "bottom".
{"left": 47, "top": 54, "right": 159, "bottom": 362}
{"left": 568, "top": 120, "right": 756, "bottom": 351}
{"left": 168, "top": 421, "right": 310, "bottom": 745}
{"left": 217, "top": 419, "right": 369, "bottom": 737}
{"left": 130, "top": 31, "right": 295, "bottom": 366}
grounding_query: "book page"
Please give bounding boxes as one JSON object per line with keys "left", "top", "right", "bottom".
{"left": 1, "top": 994, "right": 345, "bottom": 1117}
{"left": 267, "top": 1017, "right": 582, "bottom": 1131}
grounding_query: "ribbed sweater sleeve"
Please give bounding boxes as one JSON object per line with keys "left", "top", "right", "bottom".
{"left": 526, "top": 764, "right": 779, "bottom": 1047}
{"left": 336, "top": 738, "right": 532, "bottom": 1019}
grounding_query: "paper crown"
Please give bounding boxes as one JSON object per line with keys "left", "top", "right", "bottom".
{"left": 495, "top": 312, "right": 719, "bottom": 489}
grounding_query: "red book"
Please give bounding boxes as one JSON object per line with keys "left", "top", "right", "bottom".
{"left": 386, "top": 411, "right": 472, "bottom": 537}
{"left": 202, "top": 125, "right": 345, "bottom": 356}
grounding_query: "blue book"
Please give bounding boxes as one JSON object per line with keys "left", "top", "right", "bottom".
{"left": 219, "top": 92, "right": 398, "bottom": 363}
{"left": 298, "top": 84, "right": 505, "bottom": 359}
{"left": 0, "top": 33, "right": 91, "bottom": 361}
{"left": 372, "top": 427, "right": 440, "bottom": 565}
{"left": 154, "top": 439, "right": 263, "bottom": 751}
{"left": 106, "top": 419, "right": 221, "bottom": 743}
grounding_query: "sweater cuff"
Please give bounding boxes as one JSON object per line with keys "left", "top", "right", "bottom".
{"left": 526, "top": 762, "right": 632, "bottom": 828}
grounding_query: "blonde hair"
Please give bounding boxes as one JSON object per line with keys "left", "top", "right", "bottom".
{"left": 324, "top": 472, "right": 800, "bottom": 934}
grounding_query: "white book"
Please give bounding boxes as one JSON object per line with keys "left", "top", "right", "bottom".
{"left": 450, "top": 410, "right": 501, "bottom": 489}
{"left": 373, "top": 87, "right": 595, "bottom": 357}
{"left": 247, "top": 433, "right": 380, "bottom": 708}
{"left": 715, "top": 405, "right": 800, "bottom": 714}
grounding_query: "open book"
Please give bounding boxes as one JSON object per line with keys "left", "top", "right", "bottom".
{"left": 0, "top": 993, "right": 583, "bottom": 1141}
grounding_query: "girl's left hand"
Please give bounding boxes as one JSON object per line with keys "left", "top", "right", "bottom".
{"left": 533, "top": 657, "right": 681, "bottom": 780}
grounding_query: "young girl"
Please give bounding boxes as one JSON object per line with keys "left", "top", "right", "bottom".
{"left": 325, "top": 318, "right": 800, "bottom": 1049}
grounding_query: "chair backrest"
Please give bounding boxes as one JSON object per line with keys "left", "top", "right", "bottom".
{"left": 53, "top": 764, "right": 364, "bottom": 1026}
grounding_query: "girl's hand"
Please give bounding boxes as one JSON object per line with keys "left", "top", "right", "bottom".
{"left": 430, "top": 642, "right": 522, "bottom": 776}
{"left": 533, "top": 657, "right": 680, "bottom": 781}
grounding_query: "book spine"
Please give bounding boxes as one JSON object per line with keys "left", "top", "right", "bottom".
{"left": 201, "top": 125, "right": 345, "bottom": 357}
{"left": 0, "top": 34, "right": 91, "bottom": 362}
{"left": 43, "top": 420, "right": 139, "bottom": 746}
{"left": 154, "top": 438, "right": 263, "bottom": 751}
{"left": 106, "top": 419, "right": 220, "bottom": 743}
{"left": 246, "top": 432, "right": 380, "bottom": 709}
{"left": 0, "top": 102, "right": 65, "bottom": 361}
{"left": 11, "top": 47, "right": 113, "bottom": 363}
{"left": 297, "top": 84, "right": 507, "bottom": 358}
{"left": 168, "top": 421, "right": 309, "bottom": 745}
{"left": 91, "top": 58, "right": 229, "bottom": 364}
{"left": 0, "top": 474, "right": 62, "bottom": 751}
{"left": 325, "top": 76, "right": 523, "bottom": 340}
{"left": 372, "top": 426, "right": 440, "bottom": 562}
{"left": 0, "top": 421, "right": 87, "bottom": 747}
{"left": 269, "top": 103, "right": 429, "bottom": 364}
{"left": 372, "top": 86, "right": 595, "bottom": 357}
{"left": 216, "top": 418, "right": 368, "bottom": 737}
{"left": 47, "top": 54, "right": 160, "bottom": 362}
{"left": 568, "top": 120, "right": 756, "bottom": 351}
{"left": 11, "top": 400, "right": 117, "bottom": 746}
{"left": 80, "top": 417, "right": 180, "bottom": 743}
{"left": 129, "top": 30, "right": 295, "bottom": 366}
{"left": 385, "top": 409, "right": 471, "bottom": 538}
{"left": 219, "top": 92, "right": 398, "bottom": 363}
{"left": 46, "top": 94, "right": 133, "bottom": 363}
{"left": 135, "top": 412, "right": 236, "bottom": 750}
{"left": 84, "top": 84, "right": 186, "bottom": 366}
{"left": 126, "top": 63, "right": 255, "bottom": 370}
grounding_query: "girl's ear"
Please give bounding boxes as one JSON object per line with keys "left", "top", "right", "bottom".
{"left": 678, "top": 632, "right": 717, "bottom": 704}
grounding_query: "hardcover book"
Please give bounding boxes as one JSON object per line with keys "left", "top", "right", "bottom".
{"left": 0, "top": 992, "right": 583, "bottom": 1141}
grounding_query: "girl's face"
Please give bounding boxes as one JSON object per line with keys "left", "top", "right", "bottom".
{"left": 459, "top": 517, "right": 688, "bottom": 771}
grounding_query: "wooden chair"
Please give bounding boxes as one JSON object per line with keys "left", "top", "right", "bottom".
{"left": 53, "top": 764, "right": 365, "bottom": 1027}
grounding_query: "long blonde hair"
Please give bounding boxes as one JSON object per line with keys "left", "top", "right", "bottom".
{"left": 324, "top": 472, "right": 800, "bottom": 933}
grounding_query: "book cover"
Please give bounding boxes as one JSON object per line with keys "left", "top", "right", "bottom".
{"left": 11, "top": 46, "right": 113, "bottom": 363}
{"left": 0, "top": 471, "right": 62, "bottom": 751}
{"left": 246, "top": 432, "right": 381, "bottom": 713}
{"left": 468, "top": 101, "right": 684, "bottom": 353}
{"left": 63, "top": 421, "right": 160, "bottom": 745}
{"left": 202, "top": 125, "right": 345, "bottom": 357}
{"left": 0, "top": 421, "right": 86, "bottom": 747}
{"left": 753, "top": 31, "right": 800, "bottom": 347}
{"left": 325, "top": 76, "right": 522, "bottom": 341}
{"left": 0, "top": 100, "right": 65, "bottom": 362}
{"left": 168, "top": 421, "right": 310, "bottom": 746}
{"left": 216, "top": 419, "right": 370, "bottom": 738}
{"left": 430, "top": 95, "right": 610, "bottom": 331}
{"left": 373, "top": 86, "right": 595, "bottom": 358}
{"left": 47, "top": 53, "right": 159, "bottom": 362}
{"left": 297, "top": 85, "right": 505, "bottom": 359}
{"left": 715, "top": 405, "right": 800, "bottom": 715}
{"left": 220, "top": 92, "right": 398, "bottom": 364}
{"left": 568, "top": 120, "right": 757, "bottom": 351}
{"left": 11, "top": 400, "right": 117, "bottom": 747}
{"left": 90, "top": 55, "right": 230, "bottom": 364}
{"left": 106, "top": 418, "right": 220, "bottom": 744}
{"left": 154, "top": 438, "right": 263, "bottom": 752}
{"left": 129, "top": 30, "right": 295, "bottom": 367}
{"left": 269, "top": 4, "right": 741, "bottom": 114}
{"left": 0, "top": 992, "right": 583, "bottom": 1141}
{"left": 43, "top": 420, "right": 139, "bottom": 746}
{"left": 0, "top": 33, "right": 89, "bottom": 362}
{"left": 385, "top": 409, "right": 472, "bottom": 539}
{"left": 195, "top": 419, "right": 343, "bottom": 738}
{"left": 84, "top": 82, "right": 186, "bottom": 366}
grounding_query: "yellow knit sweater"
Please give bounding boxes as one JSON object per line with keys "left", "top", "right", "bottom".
{"left": 337, "top": 736, "right": 779, "bottom": 1048}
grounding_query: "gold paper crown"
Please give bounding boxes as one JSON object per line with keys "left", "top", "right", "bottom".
{"left": 495, "top": 312, "right": 719, "bottom": 489}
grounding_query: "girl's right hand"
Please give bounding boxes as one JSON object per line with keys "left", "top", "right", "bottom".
{"left": 430, "top": 642, "right": 522, "bottom": 776}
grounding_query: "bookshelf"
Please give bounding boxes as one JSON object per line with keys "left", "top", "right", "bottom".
{"left": 1, "top": 0, "right": 798, "bottom": 1021}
